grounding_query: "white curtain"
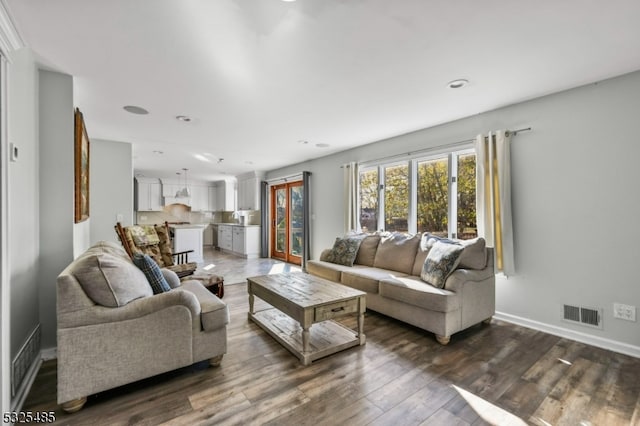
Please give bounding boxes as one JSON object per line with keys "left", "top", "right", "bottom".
{"left": 343, "top": 162, "right": 359, "bottom": 234}
{"left": 475, "top": 130, "right": 515, "bottom": 275}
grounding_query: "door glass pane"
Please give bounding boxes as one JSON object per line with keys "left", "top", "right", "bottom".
{"left": 457, "top": 153, "right": 477, "bottom": 239}
{"left": 384, "top": 164, "right": 409, "bottom": 232}
{"left": 359, "top": 168, "right": 378, "bottom": 232}
{"left": 289, "top": 185, "right": 303, "bottom": 257}
{"left": 275, "top": 187, "right": 286, "bottom": 252}
{"left": 417, "top": 157, "right": 448, "bottom": 236}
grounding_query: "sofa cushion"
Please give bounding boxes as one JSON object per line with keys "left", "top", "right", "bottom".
{"left": 307, "top": 260, "right": 352, "bottom": 283}
{"left": 82, "top": 240, "right": 130, "bottom": 261}
{"left": 354, "top": 235, "right": 381, "bottom": 266}
{"left": 458, "top": 237, "right": 487, "bottom": 270}
{"left": 421, "top": 241, "right": 465, "bottom": 288}
{"left": 180, "top": 281, "right": 229, "bottom": 332}
{"left": 379, "top": 276, "right": 459, "bottom": 312}
{"left": 341, "top": 267, "right": 409, "bottom": 294}
{"left": 72, "top": 253, "right": 153, "bottom": 307}
{"left": 161, "top": 268, "right": 182, "bottom": 289}
{"left": 133, "top": 253, "right": 171, "bottom": 294}
{"left": 324, "top": 236, "right": 364, "bottom": 267}
{"left": 414, "top": 234, "right": 488, "bottom": 273}
{"left": 373, "top": 232, "right": 420, "bottom": 274}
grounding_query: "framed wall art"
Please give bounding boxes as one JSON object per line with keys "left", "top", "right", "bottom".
{"left": 74, "top": 108, "right": 90, "bottom": 223}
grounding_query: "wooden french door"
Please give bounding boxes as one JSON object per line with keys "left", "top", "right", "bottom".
{"left": 270, "top": 181, "right": 303, "bottom": 265}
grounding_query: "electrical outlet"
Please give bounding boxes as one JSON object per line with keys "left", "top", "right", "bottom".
{"left": 613, "top": 303, "right": 636, "bottom": 321}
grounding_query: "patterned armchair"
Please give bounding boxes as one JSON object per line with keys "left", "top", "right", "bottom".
{"left": 114, "top": 222, "right": 197, "bottom": 278}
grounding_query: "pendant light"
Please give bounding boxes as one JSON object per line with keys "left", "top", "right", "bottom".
{"left": 175, "top": 168, "right": 191, "bottom": 198}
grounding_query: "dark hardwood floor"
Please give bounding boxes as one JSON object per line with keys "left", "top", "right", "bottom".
{"left": 23, "top": 250, "right": 640, "bottom": 425}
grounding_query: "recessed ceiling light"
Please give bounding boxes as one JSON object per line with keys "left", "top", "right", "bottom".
{"left": 176, "top": 115, "right": 192, "bottom": 122}
{"left": 123, "top": 105, "right": 149, "bottom": 115}
{"left": 298, "top": 140, "right": 309, "bottom": 144}
{"left": 316, "top": 143, "right": 330, "bottom": 148}
{"left": 447, "top": 79, "right": 469, "bottom": 89}
{"left": 153, "top": 150, "right": 164, "bottom": 155}
{"left": 245, "top": 161, "right": 254, "bottom": 165}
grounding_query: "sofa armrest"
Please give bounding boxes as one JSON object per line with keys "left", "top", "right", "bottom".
{"left": 444, "top": 268, "right": 495, "bottom": 293}
{"left": 57, "top": 289, "right": 201, "bottom": 329}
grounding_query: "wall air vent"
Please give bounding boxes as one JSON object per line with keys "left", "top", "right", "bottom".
{"left": 562, "top": 304, "right": 602, "bottom": 329}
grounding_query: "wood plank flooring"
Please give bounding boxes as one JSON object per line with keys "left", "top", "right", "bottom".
{"left": 22, "top": 250, "right": 640, "bottom": 425}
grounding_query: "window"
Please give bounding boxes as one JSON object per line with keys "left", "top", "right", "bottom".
{"left": 359, "top": 168, "right": 378, "bottom": 232}
{"left": 383, "top": 163, "right": 409, "bottom": 232}
{"left": 358, "top": 148, "right": 476, "bottom": 239}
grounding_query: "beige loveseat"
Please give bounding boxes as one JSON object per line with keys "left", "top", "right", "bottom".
{"left": 307, "top": 232, "right": 495, "bottom": 345}
{"left": 56, "top": 241, "right": 229, "bottom": 413}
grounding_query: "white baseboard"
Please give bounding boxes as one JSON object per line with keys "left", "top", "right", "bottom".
{"left": 495, "top": 311, "right": 640, "bottom": 358}
{"left": 41, "top": 347, "right": 57, "bottom": 361}
{"left": 10, "top": 353, "right": 42, "bottom": 413}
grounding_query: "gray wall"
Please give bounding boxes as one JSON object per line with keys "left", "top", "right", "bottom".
{"left": 6, "top": 51, "right": 135, "bottom": 361}
{"left": 37, "top": 69, "right": 76, "bottom": 350}
{"left": 90, "top": 139, "right": 134, "bottom": 245}
{"left": 267, "top": 70, "right": 640, "bottom": 352}
{"left": 7, "top": 48, "right": 39, "bottom": 359}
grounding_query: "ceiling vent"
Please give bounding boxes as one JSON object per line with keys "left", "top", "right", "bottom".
{"left": 562, "top": 304, "right": 602, "bottom": 329}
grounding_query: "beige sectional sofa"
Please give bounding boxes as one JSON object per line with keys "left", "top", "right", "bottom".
{"left": 56, "top": 241, "right": 229, "bottom": 413}
{"left": 307, "top": 232, "right": 495, "bottom": 344}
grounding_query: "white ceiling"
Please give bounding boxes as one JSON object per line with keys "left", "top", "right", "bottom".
{"left": 7, "top": 0, "right": 640, "bottom": 181}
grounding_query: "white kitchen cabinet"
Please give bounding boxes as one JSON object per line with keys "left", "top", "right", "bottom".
{"left": 208, "top": 186, "right": 218, "bottom": 211}
{"left": 135, "top": 178, "right": 163, "bottom": 211}
{"left": 215, "top": 180, "right": 236, "bottom": 211}
{"left": 232, "top": 227, "right": 245, "bottom": 253}
{"left": 171, "top": 225, "right": 204, "bottom": 263}
{"left": 190, "top": 185, "right": 209, "bottom": 211}
{"left": 218, "top": 225, "right": 233, "bottom": 251}
{"left": 236, "top": 172, "right": 264, "bottom": 210}
{"left": 203, "top": 224, "right": 214, "bottom": 246}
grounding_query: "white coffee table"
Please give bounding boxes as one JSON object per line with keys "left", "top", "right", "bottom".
{"left": 247, "top": 272, "right": 366, "bottom": 365}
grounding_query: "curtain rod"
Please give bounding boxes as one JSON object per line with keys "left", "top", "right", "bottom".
{"left": 265, "top": 172, "right": 306, "bottom": 184}
{"left": 356, "top": 127, "right": 532, "bottom": 167}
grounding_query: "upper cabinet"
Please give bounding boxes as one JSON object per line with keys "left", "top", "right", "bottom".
{"left": 236, "top": 171, "right": 264, "bottom": 210}
{"left": 216, "top": 180, "right": 236, "bottom": 211}
{"left": 135, "top": 178, "right": 163, "bottom": 211}
{"left": 189, "top": 185, "right": 209, "bottom": 211}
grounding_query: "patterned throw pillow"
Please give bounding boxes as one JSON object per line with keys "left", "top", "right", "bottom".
{"left": 132, "top": 253, "right": 171, "bottom": 294}
{"left": 324, "top": 237, "right": 364, "bottom": 267}
{"left": 420, "top": 241, "right": 464, "bottom": 288}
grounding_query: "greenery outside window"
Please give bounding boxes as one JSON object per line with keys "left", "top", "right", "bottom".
{"left": 358, "top": 148, "right": 476, "bottom": 239}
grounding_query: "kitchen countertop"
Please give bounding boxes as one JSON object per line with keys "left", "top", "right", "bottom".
{"left": 215, "top": 223, "right": 261, "bottom": 227}
{"left": 167, "top": 224, "right": 207, "bottom": 229}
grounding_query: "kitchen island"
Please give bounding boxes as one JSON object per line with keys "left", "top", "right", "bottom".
{"left": 169, "top": 224, "right": 206, "bottom": 263}
{"left": 217, "top": 223, "right": 261, "bottom": 259}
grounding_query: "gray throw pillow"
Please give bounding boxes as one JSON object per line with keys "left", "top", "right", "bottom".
{"left": 458, "top": 237, "right": 487, "bottom": 270}
{"left": 72, "top": 253, "right": 153, "bottom": 307}
{"left": 420, "top": 241, "right": 465, "bottom": 288}
{"left": 161, "top": 268, "right": 182, "bottom": 289}
{"left": 325, "top": 237, "right": 364, "bottom": 267}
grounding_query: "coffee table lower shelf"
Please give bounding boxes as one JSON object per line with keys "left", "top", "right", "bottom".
{"left": 250, "top": 308, "right": 363, "bottom": 365}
